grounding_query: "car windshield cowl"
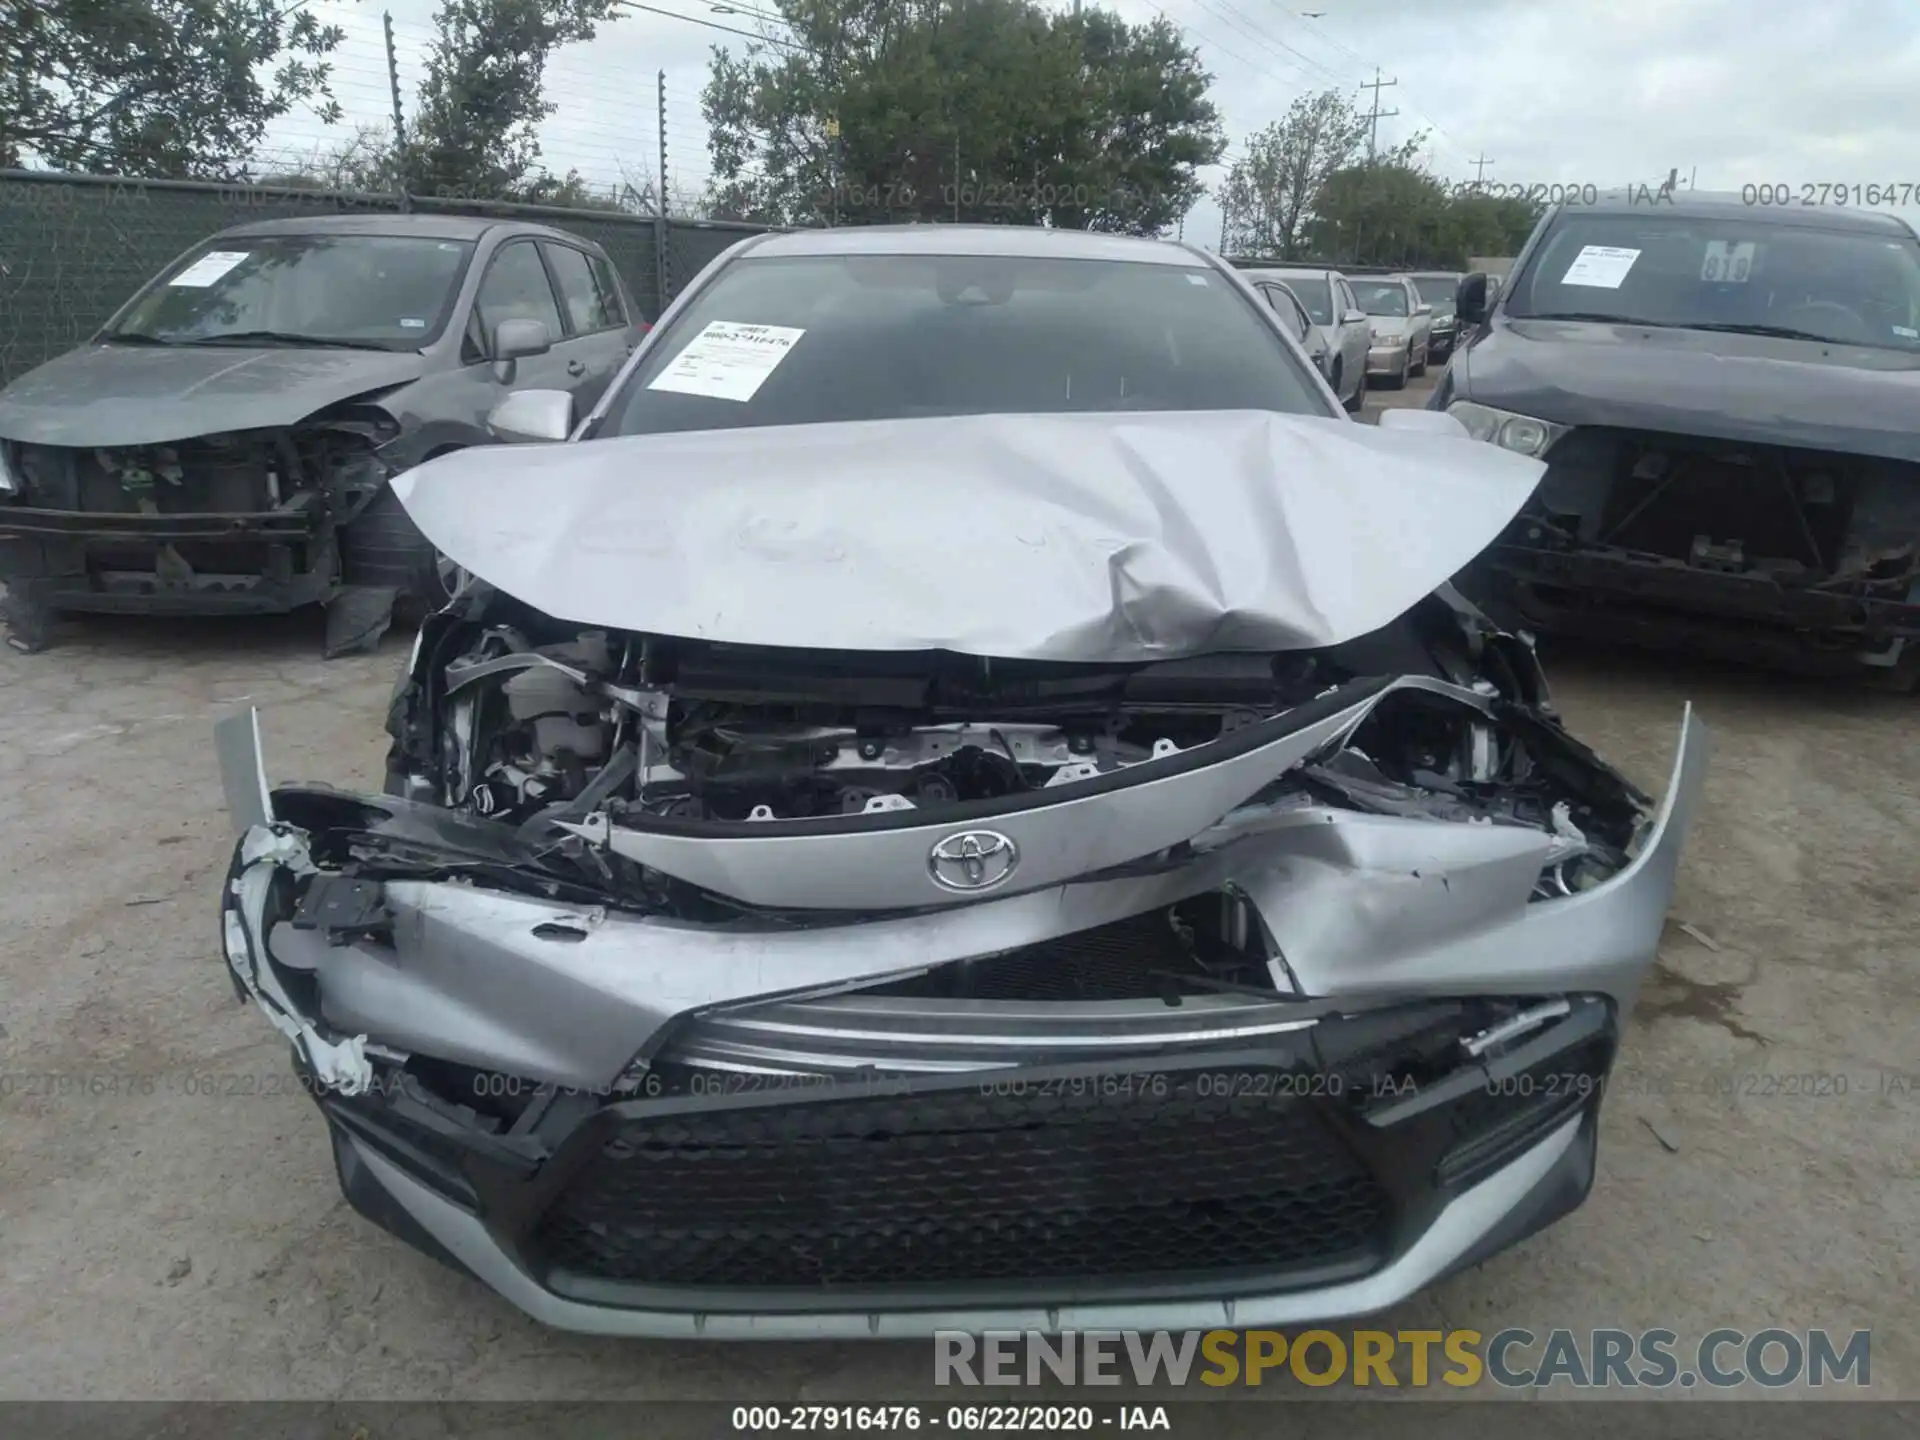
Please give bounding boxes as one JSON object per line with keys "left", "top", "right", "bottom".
{"left": 163, "top": 329, "right": 408, "bottom": 352}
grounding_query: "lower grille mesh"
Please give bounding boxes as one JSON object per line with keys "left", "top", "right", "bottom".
{"left": 533, "top": 1067, "right": 1393, "bottom": 1290}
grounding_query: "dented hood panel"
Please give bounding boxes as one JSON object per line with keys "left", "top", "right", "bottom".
{"left": 389, "top": 409, "right": 1546, "bottom": 662}
{"left": 0, "top": 342, "right": 427, "bottom": 447}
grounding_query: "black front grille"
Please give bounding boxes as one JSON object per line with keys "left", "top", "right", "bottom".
{"left": 533, "top": 1066, "right": 1393, "bottom": 1290}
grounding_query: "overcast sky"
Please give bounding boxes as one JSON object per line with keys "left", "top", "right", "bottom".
{"left": 264, "top": 0, "right": 1920, "bottom": 244}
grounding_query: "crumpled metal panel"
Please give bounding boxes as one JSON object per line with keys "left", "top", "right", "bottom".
{"left": 389, "top": 409, "right": 1546, "bottom": 661}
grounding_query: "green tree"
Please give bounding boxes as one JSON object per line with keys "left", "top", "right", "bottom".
{"left": 1218, "top": 90, "right": 1422, "bottom": 259}
{"left": 1443, "top": 189, "right": 1543, "bottom": 260}
{"left": 398, "top": 0, "right": 624, "bottom": 201}
{"left": 701, "top": 0, "right": 1224, "bottom": 233}
{"left": 0, "top": 0, "right": 344, "bottom": 178}
{"left": 1305, "top": 162, "right": 1452, "bottom": 266}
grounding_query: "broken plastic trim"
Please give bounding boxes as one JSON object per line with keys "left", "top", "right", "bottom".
{"left": 225, "top": 824, "right": 377, "bottom": 1095}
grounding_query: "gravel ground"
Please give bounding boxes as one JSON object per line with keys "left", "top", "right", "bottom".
{"left": 2, "top": 372, "right": 1915, "bottom": 1401}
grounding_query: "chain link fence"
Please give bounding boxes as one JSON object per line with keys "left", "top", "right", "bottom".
{"left": 0, "top": 170, "right": 783, "bottom": 387}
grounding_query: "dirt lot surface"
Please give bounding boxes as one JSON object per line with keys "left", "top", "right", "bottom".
{"left": 3, "top": 372, "right": 1916, "bottom": 1402}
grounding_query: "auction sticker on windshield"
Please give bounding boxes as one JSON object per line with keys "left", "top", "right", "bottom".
{"left": 1560, "top": 245, "right": 1641, "bottom": 288}
{"left": 648, "top": 321, "right": 807, "bottom": 402}
{"left": 169, "top": 250, "right": 251, "bottom": 288}
{"left": 1701, "top": 240, "right": 1756, "bottom": 282}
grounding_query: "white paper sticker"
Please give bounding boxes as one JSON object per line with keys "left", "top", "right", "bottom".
{"left": 1560, "top": 245, "right": 1641, "bottom": 289}
{"left": 1895, "top": 325, "right": 1917, "bottom": 338}
{"left": 647, "top": 321, "right": 806, "bottom": 403}
{"left": 1700, "top": 240, "right": 1756, "bottom": 283}
{"left": 169, "top": 250, "right": 251, "bottom": 288}
{"left": 399, "top": 317, "right": 427, "bottom": 329}
{"left": 1185, "top": 274, "right": 1209, "bottom": 286}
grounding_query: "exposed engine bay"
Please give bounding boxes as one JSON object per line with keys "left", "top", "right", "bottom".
{"left": 8, "top": 412, "right": 390, "bottom": 516}
{"left": 1482, "top": 426, "right": 1920, "bottom": 679}
{"left": 381, "top": 582, "right": 1652, "bottom": 913}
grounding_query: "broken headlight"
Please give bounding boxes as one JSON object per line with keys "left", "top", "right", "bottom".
{"left": 1447, "top": 401, "right": 1570, "bottom": 458}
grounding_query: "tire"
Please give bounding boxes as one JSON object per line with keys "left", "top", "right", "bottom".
{"left": 338, "top": 483, "right": 463, "bottom": 622}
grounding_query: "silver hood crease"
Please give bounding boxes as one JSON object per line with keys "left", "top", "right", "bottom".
{"left": 388, "top": 409, "right": 1546, "bottom": 661}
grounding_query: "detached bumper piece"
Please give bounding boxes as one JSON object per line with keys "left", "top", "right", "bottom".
{"left": 302, "top": 993, "right": 1613, "bottom": 1332}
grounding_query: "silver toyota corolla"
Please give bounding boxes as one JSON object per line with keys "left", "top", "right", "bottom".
{"left": 215, "top": 225, "right": 1709, "bottom": 1339}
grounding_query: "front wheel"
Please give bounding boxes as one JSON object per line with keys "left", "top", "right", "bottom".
{"left": 339, "top": 485, "right": 463, "bottom": 622}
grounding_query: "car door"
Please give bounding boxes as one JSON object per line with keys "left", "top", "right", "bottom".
{"left": 1257, "top": 282, "right": 1328, "bottom": 376}
{"left": 1333, "top": 277, "right": 1370, "bottom": 378}
{"left": 538, "top": 239, "right": 634, "bottom": 410}
{"left": 464, "top": 237, "right": 577, "bottom": 404}
{"left": 1403, "top": 279, "right": 1432, "bottom": 358}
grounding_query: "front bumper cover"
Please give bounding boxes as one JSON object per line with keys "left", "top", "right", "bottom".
{"left": 213, "top": 699, "right": 1709, "bottom": 1336}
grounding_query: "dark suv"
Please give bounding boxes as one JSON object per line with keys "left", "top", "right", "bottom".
{"left": 1435, "top": 191, "right": 1920, "bottom": 687}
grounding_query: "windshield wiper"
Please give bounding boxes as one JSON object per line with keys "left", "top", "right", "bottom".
{"left": 104, "top": 331, "right": 180, "bottom": 346}
{"left": 185, "top": 330, "right": 399, "bottom": 352}
{"left": 1680, "top": 322, "right": 1851, "bottom": 345}
{"left": 1521, "top": 312, "right": 1686, "bottom": 327}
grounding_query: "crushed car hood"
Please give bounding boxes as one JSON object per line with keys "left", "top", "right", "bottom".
{"left": 0, "top": 343, "right": 429, "bottom": 447}
{"left": 392, "top": 409, "right": 1546, "bottom": 662}
{"left": 1460, "top": 318, "right": 1920, "bottom": 463}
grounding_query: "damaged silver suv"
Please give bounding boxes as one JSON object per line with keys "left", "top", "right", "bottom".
{"left": 215, "top": 225, "right": 1709, "bottom": 1338}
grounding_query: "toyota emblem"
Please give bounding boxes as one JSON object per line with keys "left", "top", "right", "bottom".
{"left": 927, "top": 829, "right": 1020, "bottom": 892}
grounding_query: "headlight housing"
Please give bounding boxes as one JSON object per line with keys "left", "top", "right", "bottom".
{"left": 1447, "top": 401, "right": 1570, "bottom": 458}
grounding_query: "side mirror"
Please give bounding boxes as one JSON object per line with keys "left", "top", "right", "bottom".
{"left": 1377, "top": 408, "right": 1470, "bottom": 440}
{"left": 1342, "top": 308, "right": 1368, "bottom": 325}
{"left": 487, "top": 388, "right": 574, "bottom": 443}
{"left": 1457, "top": 273, "right": 1490, "bottom": 325}
{"left": 1415, "top": 303, "right": 1433, "bottom": 316}
{"left": 490, "top": 317, "right": 551, "bottom": 383}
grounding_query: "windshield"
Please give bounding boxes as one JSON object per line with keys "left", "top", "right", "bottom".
{"left": 1350, "top": 281, "right": 1411, "bottom": 317}
{"left": 1261, "top": 274, "right": 1331, "bottom": 324}
{"left": 111, "top": 235, "right": 474, "bottom": 349}
{"left": 1410, "top": 275, "right": 1459, "bottom": 312}
{"left": 1506, "top": 214, "right": 1920, "bottom": 351}
{"left": 604, "top": 254, "right": 1327, "bottom": 436}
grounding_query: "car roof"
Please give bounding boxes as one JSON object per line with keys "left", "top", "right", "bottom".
{"left": 1245, "top": 265, "right": 1335, "bottom": 279}
{"left": 210, "top": 212, "right": 604, "bottom": 245}
{"left": 1563, "top": 190, "right": 1916, "bottom": 237}
{"left": 737, "top": 225, "right": 1209, "bottom": 267}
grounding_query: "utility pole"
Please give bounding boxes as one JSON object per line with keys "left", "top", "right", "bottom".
{"left": 657, "top": 71, "right": 670, "bottom": 216}
{"left": 1359, "top": 68, "right": 1398, "bottom": 164}
{"left": 382, "top": 11, "right": 407, "bottom": 205}
{"left": 1218, "top": 198, "right": 1229, "bottom": 254}
{"left": 1470, "top": 152, "right": 1494, "bottom": 185}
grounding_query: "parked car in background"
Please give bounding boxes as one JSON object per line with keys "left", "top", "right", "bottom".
{"left": 1349, "top": 275, "right": 1432, "bottom": 388}
{"left": 213, "top": 223, "right": 1705, "bottom": 1338}
{"left": 1249, "top": 276, "right": 1333, "bottom": 381}
{"left": 1244, "top": 266, "right": 1372, "bottom": 411}
{"left": 0, "top": 213, "right": 645, "bottom": 655}
{"left": 1407, "top": 272, "right": 1465, "bottom": 362}
{"left": 1437, "top": 190, "right": 1920, "bottom": 687}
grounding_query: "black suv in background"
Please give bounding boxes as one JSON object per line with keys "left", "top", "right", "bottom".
{"left": 1435, "top": 191, "right": 1920, "bottom": 688}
